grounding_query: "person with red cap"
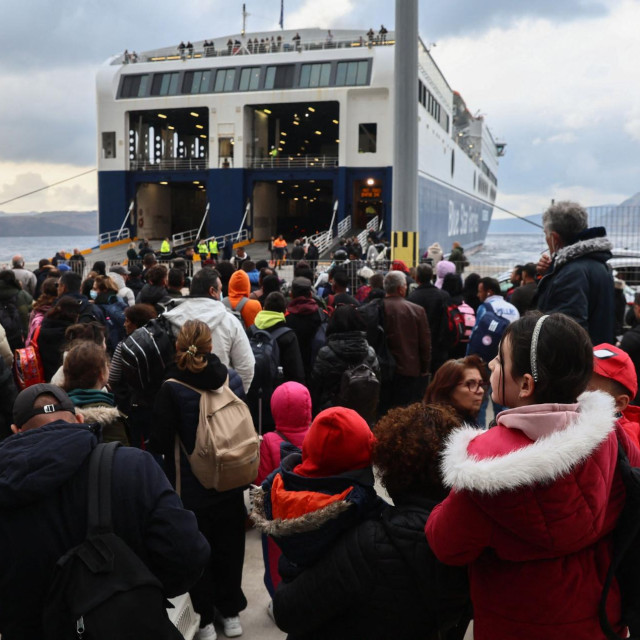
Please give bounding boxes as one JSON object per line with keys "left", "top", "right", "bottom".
{"left": 588, "top": 342, "right": 640, "bottom": 448}
{"left": 251, "top": 407, "right": 383, "bottom": 578}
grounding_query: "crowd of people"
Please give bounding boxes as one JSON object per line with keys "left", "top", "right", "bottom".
{"left": 0, "top": 199, "right": 639, "bottom": 639}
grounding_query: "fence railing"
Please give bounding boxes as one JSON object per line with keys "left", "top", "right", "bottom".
{"left": 130, "top": 158, "right": 208, "bottom": 172}
{"left": 202, "top": 228, "right": 249, "bottom": 250}
{"left": 99, "top": 228, "right": 130, "bottom": 246}
{"left": 246, "top": 155, "right": 338, "bottom": 169}
{"left": 337, "top": 217, "right": 352, "bottom": 238}
{"left": 357, "top": 216, "right": 379, "bottom": 249}
{"left": 172, "top": 228, "right": 199, "bottom": 247}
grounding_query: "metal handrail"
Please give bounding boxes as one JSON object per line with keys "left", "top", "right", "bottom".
{"left": 202, "top": 228, "right": 249, "bottom": 249}
{"left": 116, "top": 36, "right": 395, "bottom": 65}
{"left": 99, "top": 228, "right": 130, "bottom": 246}
{"left": 130, "top": 158, "right": 208, "bottom": 171}
{"left": 246, "top": 156, "right": 338, "bottom": 169}
{"left": 357, "top": 215, "right": 379, "bottom": 249}
{"left": 337, "top": 217, "right": 352, "bottom": 238}
{"left": 172, "top": 228, "right": 199, "bottom": 247}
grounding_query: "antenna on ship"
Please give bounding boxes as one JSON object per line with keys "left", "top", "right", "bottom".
{"left": 241, "top": 3, "right": 250, "bottom": 37}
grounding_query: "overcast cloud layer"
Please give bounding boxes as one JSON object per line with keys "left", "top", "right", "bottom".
{"left": 0, "top": 0, "right": 636, "bottom": 216}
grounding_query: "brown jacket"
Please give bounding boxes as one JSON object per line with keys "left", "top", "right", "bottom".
{"left": 383, "top": 295, "right": 431, "bottom": 377}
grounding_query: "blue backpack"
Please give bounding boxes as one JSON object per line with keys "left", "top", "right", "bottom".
{"left": 98, "top": 297, "right": 127, "bottom": 354}
{"left": 467, "top": 302, "right": 510, "bottom": 363}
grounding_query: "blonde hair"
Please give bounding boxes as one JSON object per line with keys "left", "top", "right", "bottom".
{"left": 94, "top": 275, "right": 119, "bottom": 293}
{"left": 176, "top": 320, "right": 212, "bottom": 373}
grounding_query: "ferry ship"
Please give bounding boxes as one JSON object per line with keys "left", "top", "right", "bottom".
{"left": 96, "top": 28, "right": 505, "bottom": 254}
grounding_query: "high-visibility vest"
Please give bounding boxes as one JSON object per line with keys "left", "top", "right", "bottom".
{"left": 160, "top": 240, "right": 170, "bottom": 253}
{"left": 197, "top": 242, "right": 208, "bottom": 254}
{"left": 209, "top": 239, "right": 218, "bottom": 254}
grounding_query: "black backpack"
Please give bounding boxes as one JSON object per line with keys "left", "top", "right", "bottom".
{"left": 599, "top": 434, "right": 640, "bottom": 639}
{"left": 120, "top": 316, "right": 175, "bottom": 393}
{"left": 247, "top": 325, "right": 290, "bottom": 434}
{"left": 338, "top": 363, "right": 380, "bottom": 425}
{"left": 0, "top": 294, "right": 24, "bottom": 352}
{"left": 358, "top": 299, "right": 396, "bottom": 384}
{"left": 43, "top": 442, "right": 182, "bottom": 640}
{"left": 97, "top": 298, "right": 128, "bottom": 354}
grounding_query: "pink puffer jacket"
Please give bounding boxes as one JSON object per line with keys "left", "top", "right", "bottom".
{"left": 256, "top": 382, "right": 311, "bottom": 485}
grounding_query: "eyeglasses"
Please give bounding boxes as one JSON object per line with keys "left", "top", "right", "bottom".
{"left": 458, "top": 380, "right": 489, "bottom": 393}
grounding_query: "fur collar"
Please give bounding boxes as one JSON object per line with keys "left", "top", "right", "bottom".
{"left": 440, "top": 391, "right": 616, "bottom": 495}
{"left": 76, "top": 405, "right": 123, "bottom": 426}
{"left": 554, "top": 236, "right": 612, "bottom": 268}
{"left": 250, "top": 486, "right": 351, "bottom": 537}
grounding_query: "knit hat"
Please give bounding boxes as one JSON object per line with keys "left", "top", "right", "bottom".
{"left": 391, "top": 260, "right": 409, "bottom": 274}
{"left": 294, "top": 407, "right": 375, "bottom": 478}
{"left": 593, "top": 343, "right": 638, "bottom": 398}
{"left": 435, "top": 260, "right": 456, "bottom": 288}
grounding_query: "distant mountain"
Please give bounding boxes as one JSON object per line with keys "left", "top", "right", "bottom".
{"left": 619, "top": 192, "right": 640, "bottom": 207}
{"left": 0, "top": 211, "right": 97, "bottom": 236}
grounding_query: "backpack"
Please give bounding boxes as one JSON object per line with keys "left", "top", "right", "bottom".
{"left": 120, "top": 316, "right": 175, "bottom": 393}
{"left": 43, "top": 442, "right": 183, "bottom": 640}
{"left": 14, "top": 326, "right": 44, "bottom": 389}
{"left": 0, "top": 294, "right": 24, "bottom": 352}
{"left": 169, "top": 379, "right": 259, "bottom": 492}
{"left": 97, "top": 297, "right": 127, "bottom": 353}
{"left": 310, "top": 309, "right": 329, "bottom": 368}
{"left": 247, "top": 326, "right": 291, "bottom": 434}
{"left": 599, "top": 434, "right": 640, "bottom": 640}
{"left": 467, "top": 302, "right": 510, "bottom": 363}
{"left": 337, "top": 363, "right": 380, "bottom": 425}
{"left": 446, "top": 301, "right": 476, "bottom": 347}
{"left": 223, "top": 297, "right": 249, "bottom": 327}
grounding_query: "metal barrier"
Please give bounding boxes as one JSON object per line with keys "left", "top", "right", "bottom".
{"left": 99, "top": 228, "right": 130, "bottom": 246}
{"left": 129, "top": 158, "right": 207, "bottom": 171}
{"left": 337, "top": 217, "right": 352, "bottom": 238}
{"left": 172, "top": 228, "right": 199, "bottom": 247}
{"left": 201, "top": 228, "right": 249, "bottom": 249}
{"left": 246, "top": 155, "right": 338, "bottom": 169}
{"left": 357, "top": 216, "right": 379, "bottom": 250}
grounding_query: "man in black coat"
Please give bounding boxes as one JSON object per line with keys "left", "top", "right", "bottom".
{"left": 408, "top": 263, "right": 450, "bottom": 373}
{"left": 536, "top": 201, "right": 615, "bottom": 345}
{"left": 0, "top": 384, "right": 209, "bottom": 640}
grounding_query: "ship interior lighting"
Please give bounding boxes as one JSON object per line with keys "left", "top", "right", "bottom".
{"left": 196, "top": 124, "right": 204, "bottom": 129}
{"left": 168, "top": 126, "right": 175, "bottom": 130}
{"left": 159, "top": 181, "right": 168, "bottom": 185}
{"left": 305, "top": 113, "right": 309, "bottom": 118}
{"left": 366, "top": 178, "right": 375, "bottom": 186}
{"left": 335, "top": 139, "right": 340, "bottom": 143}
{"left": 158, "top": 113, "right": 167, "bottom": 119}
{"left": 279, "top": 140, "right": 285, "bottom": 145}
{"left": 278, "top": 147, "right": 283, "bottom": 151}
{"left": 309, "top": 180, "right": 315, "bottom": 183}
{"left": 277, "top": 180, "right": 283, "bottom": 183}
{"left": 314, "top": 131, "right": 322, "bottom": 135}
{"left": 308, "top": 106, "right": 315, "bottom": 112}
{"left": 190, "top": 112, "right": 199, "bottom": 117}
{"left": 264, "top": 108, "right": 272, "bottom": 114}
{"left": 193, "top": 181, "right": 200, "bottom": 184}
{"left": 332, "top": 119, "right": 339, "bottom": 124}
{"left": 281, "top": 132, "right": 287, "bottom": 136}
{"left": 293, "top": 121, "right": 299, "bottom": 125}
{"left": 200, "top": 134, "right": 207, "bottom": 139}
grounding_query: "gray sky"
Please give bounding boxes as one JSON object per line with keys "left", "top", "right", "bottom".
{"left": 0, "top": 0, "right": 637, "bottom": 217}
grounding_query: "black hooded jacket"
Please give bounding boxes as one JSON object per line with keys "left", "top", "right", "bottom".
{"left": 0, "top": 422, "right": 209, "bottom": 640}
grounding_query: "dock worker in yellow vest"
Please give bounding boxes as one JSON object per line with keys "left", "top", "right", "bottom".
{"left": 208, "top": 238, "right": 219, "bottom": 263}
{"left": 160, "top": 237, "right": 171, "bottom": 256}
{"left": 197, "top": 239, "right": 209, "bottom": 258}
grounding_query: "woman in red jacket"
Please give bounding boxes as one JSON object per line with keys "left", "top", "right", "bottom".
{"left": 426, "top": 312, "right": 640, "bottom": 639}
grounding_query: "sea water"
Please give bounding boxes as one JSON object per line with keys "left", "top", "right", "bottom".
{"left": 0, "top": 235, "right": 98, "bottom": 266}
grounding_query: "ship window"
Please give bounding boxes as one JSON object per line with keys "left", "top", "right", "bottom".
{"left": 151, "top": 72, "right": 180, "bottom": 96}
{"left": 120, "top": 74, "right": 150, "bottom": 98}
{"left": 102, "top": 132, "right": 116, "bottom": 159}
{"left": 358, "top": 123, "right": 377, "bottom": 153}
{"left": 299, "top": 63, "right": 331, "bottom": 88}
{"left": 336, "top": 60, "right": 369, "bottom": 86}
{"left": 239, "top": 67, "right": 261, "bottom": 91}
{"left": 214, "top": 68, "right": 236, "bottom": 92}
{"left": 183, "top": 70, "right": 211, "bottom": 94}
{"left": 264, "top": 64, "right": 295, "bottom": 89}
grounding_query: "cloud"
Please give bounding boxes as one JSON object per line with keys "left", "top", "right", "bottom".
{"left": 286, "top": 0, "right": 357, "bottom": 29}
{"left": 0, "top": 162, "right": 96, "bottom": 214}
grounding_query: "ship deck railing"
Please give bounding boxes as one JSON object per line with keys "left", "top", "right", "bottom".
{"left": 246, "top": 155, "right": 338, "bottom": 169}
{"left": 99, "top": 228, "right": 130, "bottom": 246}
{"left": 130, "top": 158, "right": 208, "bottom": 172}
{"left": 119, "top": 37, "right": 395, "bottom": 65}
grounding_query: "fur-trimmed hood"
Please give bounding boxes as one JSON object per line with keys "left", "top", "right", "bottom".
{"left": 441, "top": 391, "right": 615, "bottom": 494}
{"left": 439, "top": 391, "right": 620, "bottom": 553}
{"left": 75, "top": 404, "right": 123, "bottom": 426}
{"left": 553, "top": 233, "right": 612, "bottom": 269}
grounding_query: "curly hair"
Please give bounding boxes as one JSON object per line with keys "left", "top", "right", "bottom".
{"left": 175, "top": 319, "right": 212, "bottom": 374}
{"left": 373, "top": 403, "right": 460, "bottom": 501}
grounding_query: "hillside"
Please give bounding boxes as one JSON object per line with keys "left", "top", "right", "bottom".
{"left": 0, "top": 211, "right": 97, "bottom": 236}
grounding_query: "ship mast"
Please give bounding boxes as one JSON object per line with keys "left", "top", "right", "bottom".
{"left": 241, "top": 3, "right": 250, "bottom": 37}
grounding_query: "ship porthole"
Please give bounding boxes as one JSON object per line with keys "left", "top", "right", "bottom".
{"left": 451, "top": 150, "right": 455, "bottom": 178}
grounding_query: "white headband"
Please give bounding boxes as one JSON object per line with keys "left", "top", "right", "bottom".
{"left": 530, "top": 315, "right": 549, "bottom": 383}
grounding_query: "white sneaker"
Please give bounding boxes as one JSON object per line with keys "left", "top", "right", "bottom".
{"left": 197, "top": 623, "right": 217, "bottom": 640}
{"left": 221, "top": 615, "right": 243, "bottom": 637}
